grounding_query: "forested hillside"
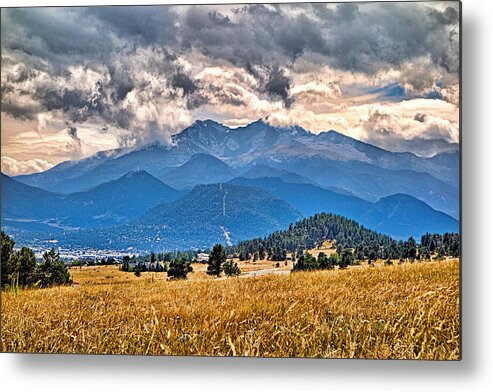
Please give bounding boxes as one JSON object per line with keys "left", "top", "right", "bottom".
{"left": 231, "top": 212, "right": 460, "bottom": 263}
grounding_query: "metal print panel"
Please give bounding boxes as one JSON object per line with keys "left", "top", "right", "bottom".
{"left": 0, "top": 1, "right": 461, "bottom": 359}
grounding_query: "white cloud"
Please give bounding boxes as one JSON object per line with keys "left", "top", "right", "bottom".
{"left": 354, "top": 101, "right": 459, "bottom": 155}
{"left": 1, "top": 156, "right": 53, "bottom": 176}
{"left": 440, "top": 84, "right": 460, "bottom": 106}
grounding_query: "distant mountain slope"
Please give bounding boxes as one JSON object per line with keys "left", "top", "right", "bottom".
{"left": 1, "top": 171, "right": 181, "bottom": 230}
{"left": 271, "top": 155, "right": 459, "bottom": 218}
{"left": 66, "top": 170, "right": 183, "bottom": 225}
{"left": 160, "top": 153, "right": 237, "bottom": 190}
{"left": 1, "top": 173, "right": 71, "bottom": 222}
{"left": 44, "top": 183, "right": 303, "bottom": 251}
{"left": 15, "top": 119, "right": 459, "bottom": 196}
{"left": 241, "top": 164, "right": 315, "bottom": 185}
{"left": 315, "top": 130, "right": 459, "bottom": 187}
{"left": 13, "top": 147, "right": 129, "bottom": 192}
{"left": 14, "top": 178, "right": 459, "bottom": 251}
{"left": 15, "top": 141, "right": 205, "bottom": 194}
{"left": 229, "top": 177, "right": 458, "bottom": 239}
{"left": 229, "top": 177, "right": 372, "bottom": 219}
{"left": 360, "top": 194, "right": 459, "bottom": 239}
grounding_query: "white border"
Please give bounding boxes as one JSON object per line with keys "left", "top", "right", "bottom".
{"left": 2, "top": 1, "right": 492, "bottom": 391}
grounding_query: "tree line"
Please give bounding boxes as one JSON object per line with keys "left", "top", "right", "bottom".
{"left": 292, "top": 231, "right": 459, "bottom": 272}
{"left": 118, "top": 213, "right": 460, "bottom": 277}
{"left": 1, "top": 231, "right": 72, "bottom": 289}
{"left": 120, "top": 243, "right": 240, "bottom": 279}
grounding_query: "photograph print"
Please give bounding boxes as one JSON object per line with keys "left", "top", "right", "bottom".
{"left": 1, "top": 1, "right": 460, "bottom": 359}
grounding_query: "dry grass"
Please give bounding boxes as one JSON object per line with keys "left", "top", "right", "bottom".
{"left": 1, "top": 259, "right": 460, "bottom": 359}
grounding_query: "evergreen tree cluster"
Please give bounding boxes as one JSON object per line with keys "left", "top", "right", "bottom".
{"left": 167, "top": 257, "right": 193, "bottom": 279}
{"left": 121, "top": 253, "right": 194, "bottom": 279}
{"left": 127, "top": 250, "right": 198, "bottom": 266}
{"left": 207, "top": 243, "right": 241, "bottom": 277}
{"left": 420, "top": 233, "right": 460, "bottom": 259}
{"left": 231, "top": 213, "right": 395, "bottom": 260}
{"left": 227, "top": 214, "right": 460, "bottom": 273}
{"left": 1, "top": 231, "right": 72, "bottom": 288}
{"left": 292, "top": 252, "right": 341, "bottom": 272}
{"left": 223, "top": 260, "right": 241, "bottom": 277}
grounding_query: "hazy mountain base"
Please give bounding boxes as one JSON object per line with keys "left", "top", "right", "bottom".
{"left": 2, "top": 180, "right": 458, "bottom": 253}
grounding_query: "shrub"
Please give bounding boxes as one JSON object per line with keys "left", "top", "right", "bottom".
{"left": 223, "top": 260, "right": 241, "bottom": 277}
{"left": 167, "top": 257, "right": 193, "bottom": 279}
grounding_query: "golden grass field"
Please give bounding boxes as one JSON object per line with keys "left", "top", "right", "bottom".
{"left": 1, "top": 258, "right": 460, "bottom": 359}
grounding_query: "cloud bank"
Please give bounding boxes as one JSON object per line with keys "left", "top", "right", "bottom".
{"left": 1, "top": 2, "right": 460, "bottom": 174}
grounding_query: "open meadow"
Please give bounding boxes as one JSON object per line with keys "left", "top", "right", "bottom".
{"left": 1, "top": 258, "right": 460, "bottom": 359}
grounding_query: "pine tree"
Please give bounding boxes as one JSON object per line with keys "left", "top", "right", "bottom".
{"left": 317, "top": 252, "right": 330, "bottom": 269}
{"left": 339, "top": 248, "right": 353, "bottom": 269}
{"left": 1, "top": 231, "right": 17, "bottom": 287}
{"left": 207, "top": 243, "right": 226, "bottom": 277}
{"left": 16, "top": 247, "right": 37, "bottom": 286}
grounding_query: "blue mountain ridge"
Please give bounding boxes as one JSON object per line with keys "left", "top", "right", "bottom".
{"left": 229, "top": 176, "right": 458, "bottom": 239}
{"left": 1, "top": 171, "right": 182, "bottom": 230}
{"left": 3, "top": 171, "right": 458, "bottom": 251}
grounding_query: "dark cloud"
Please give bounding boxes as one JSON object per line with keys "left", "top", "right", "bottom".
{"left": 265, "top": 67, "right": 292, "bottom": 107}
{"left": 427, "top": 5, "right": 459, "bottom": 25}
{"left": 111, "top": 80, "right": 133, "bottom": 103}
{"left": 274, "top": 13, "right": 329, "bottom": 60}
{"left": 0, "top": 101, "right": 38, "bottom": 121}
{"left": 336, "top": 3, "right": 359, "bottom": 21}
{"left": 414, "top": 112, "right": 427, "bottom": 123}
{"left": 1, "top": 3, "right": 460, "bottom": 77}
{"left": 66, "top": 123, "right": 78, "bottom": 139}
{"left": 85, "top": 6, "right": 178, "bottom": 45}
{"left": 171, "top": 71, "right": 198, "bottom": 96}
{"left": 1, "top": 2, "right": 460, "bottom": 151}
{"left": 65, "top": 122, "right": 82, "bottom": 154}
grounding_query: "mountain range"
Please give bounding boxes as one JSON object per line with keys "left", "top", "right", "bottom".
{"left": 1, "top": 171, "right": 182, "bottom": 230}
{"left": 229, "top": 177, "right": 458, "bottom": 239}
{"left": 13, "top": 119, "right": 459, "bottom": 216}
{"left": 2, "top": 119, "right": 459, "bottom": 251}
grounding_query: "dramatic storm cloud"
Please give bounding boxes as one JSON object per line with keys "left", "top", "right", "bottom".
{"left": 1, "top": 2, "right": 460, "bottom": 174}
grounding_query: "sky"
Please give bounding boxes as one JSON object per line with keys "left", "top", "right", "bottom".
{"left": 1, "top": 2, "right": 460, "bottom": 175}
